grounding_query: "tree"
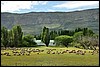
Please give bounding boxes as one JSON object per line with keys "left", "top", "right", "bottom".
{"left": 22, "top": 34, "right": 37, "bottom": 47}
{"left": 12, "top": 25, "right": 23, "bottom": 47}
{"left": 35, "top": 34, "right": 41, "bottom": 40}
{"left": 82, "top": 28, "right": 94, "bottom": 36}
{"left": 8, "top": 30, "right": 14, "bottom": 47}
{"left": 16, "top": 25, "right": 23, "bottom": 47}
{"left": 58, "top": 30, "right": 61, "bottom": 36}
{"left": 72, "top": 31, "right": 99, "bottom": 50}
{"left": 68, "top": 31, "right": 74, "bottom": 36}
{"left": 73, "top": 31, "right": 83, "bottom": 41}
{"left": 50, "top": 30, "right": 58, "bottom": 40}
{"left": 75, "top": 27, "right": 83, "bottom": 32}
{"left": 41, "top": 26, "right": 50, "bottom": 47}
{"left": 12, "top": 26, "right": 18, "bottom": 47}
{"left": 55, "top": 35, "right": 73, "bottom": 47}
{"left": 1, "top": 26, "right": 8, "bottom": 48}
{"left": 71, "top": 31, "right": 84, "bottom": 48}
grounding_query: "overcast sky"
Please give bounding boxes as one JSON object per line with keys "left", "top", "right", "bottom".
{"left": 1, "top": 1, "right": 99, "bottom": 13}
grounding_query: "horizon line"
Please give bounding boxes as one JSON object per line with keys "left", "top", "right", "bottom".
{"left": 1, "top": 8, "right": 99, "bottom": 14}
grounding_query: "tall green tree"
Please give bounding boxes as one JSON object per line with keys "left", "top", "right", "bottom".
{"left": 1, "top": 26, "right": 8, "bottom": 48}
{"left": 8, "top": 30, "right": 14, "bottom": 47}
{"left": 50, "top": 30, "right": 58, "bottom": 40}
{"left": 16, "top": 25, "right": 23, "bottom": 47}
{"left": 12, "top": 25, "right": 23, "bottom": 47}
{"left": 41, "top": 26, "right": 50, "bottom": 47}
{"left": 12, "top": 26, "right": 18, "bottom": 47}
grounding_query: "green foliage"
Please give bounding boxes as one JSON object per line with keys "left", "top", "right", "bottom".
{"left": 82, "top": 28, "right": 94, "bottom": 36}
{"left": 22, "top": 34, "right": 37, "bottom": 47}
{"left": 50, "top": 30, "right": 58, "bottom": 40}
{"left": 73, "top": 31, "right": 83, "bottom": 41}
{"left": 75, "top": 27, "right": 83, "bottom": 32}
{"left": 1, "top": 26, "right": 8, "bottom": 48}
{"left": 1, "top": 23, "right": 98, "bottom": 49}
{"left": 72, "top": 30, "right": 99, "bottom": 50}
{"left": 12, "top": 26, "right": 18, "bottom": 47}
{"left": 35, "top": 34, "right": 41, "bottom": 40}
{"left": 16, "top": 25, "right": 23, "bottom": 46}
{"left": 71, "top": 42, "right": 84, "bottom": 49}
{"left": 55, "top": 35, "right": 73, "bottom": 47}
{"left": 8, "top": 30, "right": 13, "bottom": 47}
{"left": 12, "top": 25, "right": 23, "bottom": 47}
{"left": 57, "top": 30, "right": 74, "bottom": 36}
{"left": 41, "top": 26, "right": 50, "bottom": 47}
{"left": 1, "top": 25, "right": 24, "bottom": 47}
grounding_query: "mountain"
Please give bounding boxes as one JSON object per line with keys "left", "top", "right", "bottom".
{"left": 1, "top": 8, "right": 99, "bottom": 35}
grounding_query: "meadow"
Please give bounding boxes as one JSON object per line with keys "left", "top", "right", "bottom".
{"left": 1, "top": 46, "right": 99, "bottom": 66}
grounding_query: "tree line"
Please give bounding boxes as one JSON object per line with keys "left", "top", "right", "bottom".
{"left": 1, "top": 25, "right": 99, "bottom": 50}
{"left": 1, "top": 25, "right": 37, "bottom": 48}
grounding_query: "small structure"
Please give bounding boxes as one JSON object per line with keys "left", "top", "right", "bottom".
{"left": 34, "top": 39, "right": 55, "bottom": 46}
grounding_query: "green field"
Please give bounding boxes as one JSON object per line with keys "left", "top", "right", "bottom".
{"left": 1, "top": 46, "right": 99, "bottom": 66}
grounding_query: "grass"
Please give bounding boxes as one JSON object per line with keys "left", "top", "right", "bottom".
{"left": 1, "top": 46, "right": 99, "bottom": 66}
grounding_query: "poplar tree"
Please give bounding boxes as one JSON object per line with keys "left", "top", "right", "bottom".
{"left": 41, "top": 26, "right": 50, "bottom": 47}
{"left": 12, "top": 25, "right": 23, "bottom": 47}
{"left": 1, "top": 26, "right": 8, "bottom": 48}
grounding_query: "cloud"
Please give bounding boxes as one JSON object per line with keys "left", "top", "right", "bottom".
{"left": 47, "top": 9, "right": 65, "bottom": 12}
{"left": 38, "top": 1, "right": 48, "bottom": 5}
{"left": 53, "top": 1, "right": 99, "bottom": 9}
{"left": 1, "top": 1, "right": 48, "bottom": 12}
{"left": 47, "top": 9, "right": 56, "bottom": 12}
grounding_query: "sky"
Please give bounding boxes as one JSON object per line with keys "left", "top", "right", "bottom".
{"left": 1, "top": 1, "right": 99, "bottom": 13}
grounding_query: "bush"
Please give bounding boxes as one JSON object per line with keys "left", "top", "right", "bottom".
{"left": 22, "top": 34, "right": 37, "bottom": 47}
{"left": 73, "top": 43, "right": 81, "bottom": 48}
{"left": 54, "top": 35, "right": 73, "bottom": 47}
{"left": 79, "top": 46, "right": 84, "bottom": 49}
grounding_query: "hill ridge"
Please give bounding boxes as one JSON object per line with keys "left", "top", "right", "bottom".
{"left": 1, "top": 8, "right": 99, "bottom": 35}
